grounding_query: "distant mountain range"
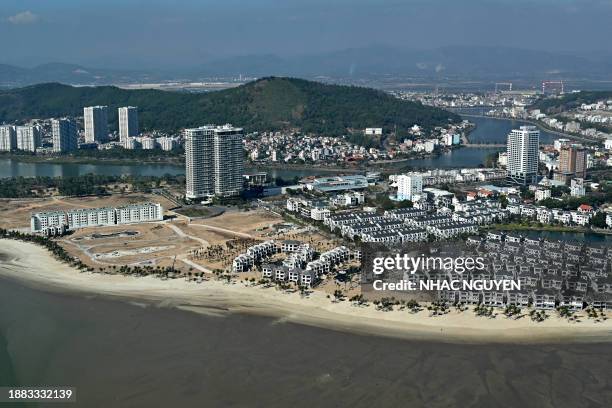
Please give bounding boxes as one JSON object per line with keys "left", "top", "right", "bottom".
{"left": 1, "top": 46, "right": 611, "bottom": 87}
{"left": 0, "top": 77, "right": 459, "bottom": 135}
{"left": 0, "top": 63, "right": 160, "bottom": 87}
{"left": 191, "top": 46, "right": 612, "bottom": 78}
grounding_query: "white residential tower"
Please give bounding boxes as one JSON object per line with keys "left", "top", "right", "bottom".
{"left": 506, "top": 126, "right": 539, "bottom": 185}
{"left": 52, "top": 118, "right": 78, "bottom": 153}
{"left": 185, "top": 124, "right": 244, "bottom": 199}
{"left": 118, "top": 106, "right": 139, "bottom": 142}
{"left": 83, "top": 105, "right": 108, "bottom": 143}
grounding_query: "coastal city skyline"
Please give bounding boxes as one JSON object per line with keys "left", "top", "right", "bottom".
{"left": 1, "top": 1, "right": 611, "bottom": 407}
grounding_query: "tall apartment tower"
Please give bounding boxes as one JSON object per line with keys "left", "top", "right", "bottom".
{"left": 185, "top": 124, "right": 244, "bottom": 199}
{"left": 0, "top": 125, "right": 17, "bottom": 151}
{"left": 506, "top": 126, "right": 540, "bottom": 185}
{"left": 396, "top": 173, "right": 423, "bottom": 201}
{"left": 52, "top": 118, "right": 78, "bottom": 153}
{"left": 118, "top": 106, "right": 139, "bottom": 142}
{"left": 16, "top": 125, "right": 41, "bottom": 152}
{"left": 556, "top": 145, "right": 587, "bottom": 182}
{"left": 83, "top": 106, "right": 108, "bottom": 143}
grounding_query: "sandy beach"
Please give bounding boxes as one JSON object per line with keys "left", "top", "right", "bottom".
{"left": 1, "top": 238, "right": 611, "bottom": 344}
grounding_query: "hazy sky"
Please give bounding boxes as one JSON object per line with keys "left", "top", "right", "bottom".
{"left": 2, "top": 0, "right": 612, "bottom": 68}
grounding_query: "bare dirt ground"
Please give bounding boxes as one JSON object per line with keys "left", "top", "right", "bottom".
{"left": 60, "top": 223, "right": 196, "bottom": 269}
{"left": 0, "top": 194, "right": 177, "bottom": 230}
{"left": 2, "top": 195, "right": 342, "bottom": 284}
{"left": 40, "top": 204, "right": 327, "bottom": 274}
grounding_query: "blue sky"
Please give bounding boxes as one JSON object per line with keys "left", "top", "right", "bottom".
{"left": 1, "top": 0, "right": 612, "bottom": 68}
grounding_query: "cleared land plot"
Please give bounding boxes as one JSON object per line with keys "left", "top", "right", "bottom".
{"left": 0, "top": 194, "right": 176, "bottom": 230}
{"left": 191, "top": 210, "right": 282, "bottom": 236}
{"left": 60, "top": 223, "right": 197, "bottom": 268}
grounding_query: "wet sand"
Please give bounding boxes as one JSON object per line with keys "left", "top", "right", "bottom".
{"left": 1, "top": 239, "right": 612, "bottom": 344}
{"left": 2, "top": 269, "right": 612, "bottom": 407}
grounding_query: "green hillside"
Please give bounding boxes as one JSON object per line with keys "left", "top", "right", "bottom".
{"left": 0, "top": 77, "right": 459, "bottom": 135}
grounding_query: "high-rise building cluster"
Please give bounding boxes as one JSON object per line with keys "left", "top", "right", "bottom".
{"left": 83, "top": 105, "right": 142, "bottom": 147}
{"left": 1, "top": 124, "right": 46, "bottom": 153}
{"left": 185, "top": 124, "right": 245, "bottom": 199}
{"left": 506, "top": 126, "right": 540, "bottom": 185}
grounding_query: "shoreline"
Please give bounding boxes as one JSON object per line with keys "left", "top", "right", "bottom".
{"left": 0, "top": 153, "right": 184, "bottom": 166}
{"left": 458, "top": 113, "right": 597, "bottom": 144}
{"left": 1, "top": 239, "right": 611, "bottom": 344}
{"left": 0, "top": 155, "right": 357, "bottom": 175}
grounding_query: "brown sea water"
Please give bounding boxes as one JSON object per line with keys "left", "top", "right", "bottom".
{"left": 0, "top": 276, "right": 611, "bottom": 408}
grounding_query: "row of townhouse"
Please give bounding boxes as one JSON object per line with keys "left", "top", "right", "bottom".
{"left": 440, "top": 288, "right": 592, "bottom": 310}
{"left": 261, "top": 264, "right": 316, "bottom": 287}
{"left": 481, "top": 232, "right": 609, "bottom": 259}
{"left": 283, "top": 244, "right": 315, "bottom": 269}
{"left": 261, "top": 246, "right": 352, "bottom": 286}
{"left": 452, "top": 208, "right": 508, "bottom": 225}
{"left": 232, "top": 240, "right": 279, "bottom": 272}
{"left": 305, "top": 246, "right": 351, "bottom": 275}
{"left": 341, "top": 219, "right": 405, "bottom": 239}
{"left": 478, "top": 237, "right": 611, "bottom": 309}
{"left": 404, "top": 214, "right": 451, "bottom": 228}
{"left": 426, "top": 222, "right": 478, "bottom": 239}
{"left": 453, "top": 199, "right": 503, "bottom": 213}
{"left": 324, "top": 211, "right": 386, "bottom": 231}
{"left": 507, "top": 203, "right": 595, "bottom": 226}
{"left": 325, "top": 208, "right": 483, "bottom": 242}
{"left": 402, "top": 266, "right": 578, "bottom": 309}
{"left": 361, "top": 227, "right": 428, "bottom": 244}
{"left": 476, "top": 237, "right": 609, "bottom": 304}
{"left": 31, "top": 203, "right": 164, "bottom": 233}
{"left": 233, "top": 240, "right": 321, "bottom": 272}
{"left": 383, "top": 207, "right": 427, "bottom": 220}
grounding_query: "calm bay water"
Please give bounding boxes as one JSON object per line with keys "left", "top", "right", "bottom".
{"left": 0, "top": 160, "right": 330, "bottom": 180}
{"left": 459, "top": 111, "right": 557, "bottom": 145}
{"left": 0, "top": 115, "right": 558, "bottom": 179}
{"left": 1, "top": 276, "right": 611, "bottom": 407}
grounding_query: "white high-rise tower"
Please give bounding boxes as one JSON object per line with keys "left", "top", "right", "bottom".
{"left": 0, "top": 125, "right": 17, "bottom": 151}
{"left": 396, "top": 173, "right": 423, "bottom": 201}
{"left": 52, "top": 118, "right": 78, "bottom": 153}
{"left": 83, "top": 105, "right": 108, "bottom": 143}
{"left": 118, "top": 106, "right": 139, "bottom": 142}
{"left": 185, "top": 124, "right": 244, "bottom": 199}
{"left": 506, "top": 126, "right": 539, "bottom": 185}
{"left": 16, "top": 126, "right": 40, "bottom": 152}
